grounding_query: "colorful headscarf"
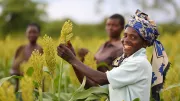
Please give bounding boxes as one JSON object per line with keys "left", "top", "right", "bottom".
{"left": 125, "top": 9, "right": 170, "bottom": 101}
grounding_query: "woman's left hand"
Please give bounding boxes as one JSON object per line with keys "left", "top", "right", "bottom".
{"left": 57, "top": 44, "right": 76, "bottom": 63}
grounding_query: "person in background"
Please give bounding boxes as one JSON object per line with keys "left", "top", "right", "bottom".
{"left": 10, "top": 23, "right": 43, "bottom": 92}
{"left": 78, "top": 14, "right": 125, "bottom": 73}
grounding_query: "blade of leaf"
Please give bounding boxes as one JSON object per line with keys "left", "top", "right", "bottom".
{"left": 73, "top": 76, "right": 86, "bottom": 92}
{"left": 70, "top": 86, "right": 108, "bottom": 100}
{"left": 0, "top": 75, "right": 22, "bottom": 86}
{"left": 133, "top": 98, "right": 140, "bottom": 101}
{"left": 162, "top": 83, "right": 180, "bottom": 91}
{"left": 69, "top": 76, "right": 86, "bottom": 101}
{"left": 55, "top": 93, "right": 72, "bottom": 101}
{"left": 85, "top": 94, "right": 107, "bottom": 101}
{"left": 42, "top": 92, "right": 58, "bottom": 101}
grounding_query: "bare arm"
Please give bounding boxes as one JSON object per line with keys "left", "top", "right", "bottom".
{"left": 71, "top": 58, "right": 109, "bottom": 86}
{"left": 57, "top": 44, "right": 109, "bottom": 86}
{"left": 66, "top": 42, "right": 99, "bottom": 88}
{"left": 72, "top": 67, "right": 98, "bottom": 88}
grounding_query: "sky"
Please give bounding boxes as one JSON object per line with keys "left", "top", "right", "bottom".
{"left": 0, "top": 0, "right": 180, "bottom": 24}
{"left": 46, "top": 0, "right": 103, "bottom": 24}
{"left": 45, "top": 0, "right": 180, "bottom": 24}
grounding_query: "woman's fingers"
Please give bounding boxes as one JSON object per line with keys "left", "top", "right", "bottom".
{"left": 57, "top": 43, "right": 75, "bottom": 60}
{"left": 58, "top": 43, "right": 75, "bottom": 54}
{"left": 67, "top": 41, "right": 72, "bottom": 47}
{"left": 57, "top": 44, "right": 76, "bottom": 63}
{"left": 57, "top": 46, "right": 64, "bottom": 56}
{"left": 57, "top": 44, "right": 70, "bottom": 56}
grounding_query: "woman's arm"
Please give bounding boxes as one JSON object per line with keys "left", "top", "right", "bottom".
{"left": 57, "top": 44, "right": 109, "bottom": 86}
{"left": 72, "top": 67, "right": 98, "bottom": 88}
{"left": 71, "top": 58, "right": 109, "bottom": 85}
{"left": 66, "top": 42, "right": 99, "bottom": 88}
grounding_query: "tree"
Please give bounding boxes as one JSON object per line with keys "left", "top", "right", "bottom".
{"left": 0, "top": 0, "right": 47, "bottom": 36}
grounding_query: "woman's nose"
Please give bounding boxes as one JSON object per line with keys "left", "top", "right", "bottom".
{"left": 122, "top": 37, "right": 130, "bottom": 44}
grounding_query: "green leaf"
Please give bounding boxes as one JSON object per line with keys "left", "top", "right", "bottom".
{"left": 36, "top": 98, "right": 53, "bottom": 101}
{"left": 84, "top": 94, "right": 99, "bottom": 101}
{"left": 33, "top": 81, "right": 39, "bottom": 88}
{"left": 42, "top": 99, "right": 52, "bottom": 101}
{"left": 26, "top": 67, "right": 34, "bottom": 76}
{"left": 58, "top": 59, "right": 64, "bottom": 101}
{"left": 54, "top": 75, "right": 60, "bottom": 90}
{"left": 55, "top": 93, "right": 72, "bottom": 101}
{"left": 0, "top": 75, "right": 22, "bottom": 86}
{"left": 42, "top": 92, "right": 72, "bottom": 101}
{"left": 162, "top": 83, "right": 180, "bottom": 91}
{"left": 71, "top": 87, "right": 108, "bottom": 100}
{"left": 85, "top": 94, "right": 108, "bottom": 101}
{"left": 75, "top": 76, "right": 86, "bottom": 92}
{"left": 133, "top": 98, "right": 140, "bottom": 101}
{"left": 42, "top": 92, "right": 58, "bottom": 101}
{"left": 69, "top": 77, "right": 86, "bottom": 101}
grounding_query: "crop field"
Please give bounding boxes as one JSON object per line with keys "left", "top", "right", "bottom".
{"left": 0, "top": 24, "right": 180, "bottom": 101}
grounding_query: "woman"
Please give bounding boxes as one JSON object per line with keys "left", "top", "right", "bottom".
{"left": 57, "top": 10, "right": 169, "bottom": 101}
{"left": 11, "top": 23, "right": 43, "bottom": 91}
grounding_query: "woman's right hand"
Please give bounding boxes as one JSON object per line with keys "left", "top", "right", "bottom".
{"left": 67, "top": 41, "right": 76, "bottom": 56}
{"left": 57, "top": 44, "right": 77, "bottom": 63}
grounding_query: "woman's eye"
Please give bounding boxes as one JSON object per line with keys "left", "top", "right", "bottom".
{"left": 131, "top": 36, "right": 135, "bottom": 39}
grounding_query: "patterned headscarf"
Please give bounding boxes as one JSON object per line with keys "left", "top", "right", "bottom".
{"left": 125, "top": 9, "right": 170, "bottom": 101}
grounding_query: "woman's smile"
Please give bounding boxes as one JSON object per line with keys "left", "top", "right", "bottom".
{"left": 123, "top": 44, "right": 132, "bottom": 50}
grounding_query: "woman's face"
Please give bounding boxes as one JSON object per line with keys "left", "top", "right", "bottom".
{"left": 26, "top": 25, "right": 39, "bottom": 44}
{"left": 121, "top": 27, "right": 145, "bottom": 57}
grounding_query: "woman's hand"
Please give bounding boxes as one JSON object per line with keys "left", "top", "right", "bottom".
{"left": 57, "top": 44, "right": 76, "bottom": 63}
{"left": 67, "top": 41, "right": 76, "bottom": 56}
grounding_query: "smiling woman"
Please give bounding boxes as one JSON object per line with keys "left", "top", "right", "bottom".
{"left": 121, "top": 27, "right": 146, "bottom": 57}
{"left": 57, "top": 9, "right": 169, "bottom": 101}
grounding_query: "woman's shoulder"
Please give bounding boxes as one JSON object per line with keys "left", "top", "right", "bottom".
{"left": 125, "top": 54, "right": 149, "bottom": 64}
{"left": 129, "top": 56, "right": 151, "bottom": 68}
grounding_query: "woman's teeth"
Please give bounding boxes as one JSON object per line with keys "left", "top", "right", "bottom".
{"left": 124, "top": 45, "right": 131, "bottom": 49}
